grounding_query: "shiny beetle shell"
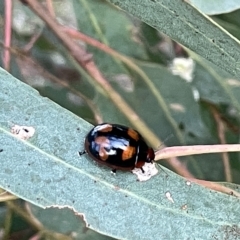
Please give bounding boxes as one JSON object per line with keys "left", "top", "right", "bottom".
{"left": 82, "top": 123, "right": 155, "bottom": 171}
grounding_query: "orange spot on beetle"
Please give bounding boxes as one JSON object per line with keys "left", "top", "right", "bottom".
{"left": 127, "top": 129, "right": 139, "bottom": 141}
{"left": 122, "top": 146, "right": 136, "bottom": 160}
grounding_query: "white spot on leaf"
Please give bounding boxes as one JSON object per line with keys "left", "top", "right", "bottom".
{"left": 132, "top": 162, "right": 158, "bottom": 181}
{"left": 67, "top": 92, "right": 84, "bottom": 106}
{"left": 165, "top": 191, "right": 174, "bottom": 203}
{"left": 227, "top": 79, "right": 240, "bottom": 87}
{"left": 169, "top": 58, "right": 195, "bottom": 82}
{"left": 111, "top": 74, "right": 134, "bottom": 92}
{"left": 192, "top": 87, "right": 200, "bottom": 101}
{"left": 181, "top": 204, "right": 188, "bottom": 210}
{"left": 169, "top": 103, "right": 186, "bottom": 112}
{"left": 11, "top": 125, "right": 35, "bottom": 140}
{"left": 186, "top": 181, "right": 191, "bottom": 186}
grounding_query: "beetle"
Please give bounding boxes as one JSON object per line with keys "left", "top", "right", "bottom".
{"left": 79, "top": 123, "right": 155, "bottom": 173}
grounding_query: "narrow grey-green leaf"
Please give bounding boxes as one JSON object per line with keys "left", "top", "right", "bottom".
{"left": 1, "top": 68, "right": 240, "bottom": 239}
{"left": 30, "top": 205, "right": 114, "bottom": 240}
{"left": 189, "top": 0, "right": 240, "bottom": 15}
{"left": 73, "top": 0, "right": 147, "bottom": 60}
{"left": 108, "top": 0, "right": 240, "bottom": 77}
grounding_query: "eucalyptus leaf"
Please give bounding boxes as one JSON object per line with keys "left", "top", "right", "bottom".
{"left": 73, "top": 0, "right": 147, "bottom": 61}
{"left": 108, "top": 0, "right": 240, "bottom": 78}
{"left": 189, "top": 0, "right": 240, "bottom": 15}
{"left": 30, "top": 205, "right": 114, "bottom": 240}
{"left": 1, "top": 69, "right": 240, "bottom": 239}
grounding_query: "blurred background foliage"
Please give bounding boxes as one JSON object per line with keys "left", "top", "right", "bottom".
{"left": 1, "top": 0, "right": 240, "bottom": 239}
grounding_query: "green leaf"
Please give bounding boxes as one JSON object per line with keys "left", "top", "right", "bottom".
{"left": 30, "top": 205, "right": 114, "bottom": 239}
{"left": 108, "top": 0, "right": 240, "bottom": 77}
{"left": 189, "top": 0, "right": 240, "bottom": 15}
{"left": 73, "top": 0, "right": 147, "bottom": 60}
{"left": 1, "top": 68, "right": 240, "bottom": 239}
{"left": 192, "top": 56, "right": 240, "bottom": 110}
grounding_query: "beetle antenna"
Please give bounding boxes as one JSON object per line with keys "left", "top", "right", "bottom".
{"left": 156, "top": 133, "right": 174, "bottom": 150}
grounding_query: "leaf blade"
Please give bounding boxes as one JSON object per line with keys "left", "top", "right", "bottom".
{"left": 109, "top": 0, "right": 240, "bottom": 77}
{"left": 1, "top": 68, "right": 240, "bottom": 239}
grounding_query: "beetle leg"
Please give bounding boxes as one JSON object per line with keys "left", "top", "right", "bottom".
{"left": 140, "top": 167, "right": 145, "bottom": 173}
{"left": 111, "top": 169, "right": 117, "bottom": 175}
{"left": 78, "top": 150, "right": 87, "bottom": 156}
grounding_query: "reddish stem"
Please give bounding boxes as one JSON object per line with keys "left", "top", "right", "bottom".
{"left": 3, "top": 0, "right": 12, "bottom": 71}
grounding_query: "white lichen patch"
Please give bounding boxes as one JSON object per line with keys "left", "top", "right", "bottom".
{"left": 169, "top": 57, "right": 195, "bottom": 82}
{"left": 192, "top": 87, "right": 200, "bottom": 101}
{"left": 227, "top": 78, "right": 240, "bottom": 86}
{"left": 165, "top": 191, "right": 174, "bottom": 203}
{"left": 186, "top": 181, "right": 191, "bottom": 186}
{"left": 132, "top": 162, "right": 158, "bottom": 181}
{"left": 11, "top": 125, "right": 35, "bottom": 140}
{"left": 111, "top": 74, "right": 134, "bottom": 92}
{"left": 169, "top": 103, "right": 186, "bottom": 113}
{"left": 181, "top": 204, "right": 188, "bottom": 210}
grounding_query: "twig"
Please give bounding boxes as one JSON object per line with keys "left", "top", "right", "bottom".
{"left": 3, "top": 0, "right": 12, "bottom": 71}
{"left": 22, "top": 0, "right": 161, "bottom": 148}
{"left": 155, "top": 144, "right": 240, "bottom": 160}
{"left": 211, "top": 105, "right": 232, "bottom": 182}
{"left": 187, "top": 178, "right": 240, "bottom": 198}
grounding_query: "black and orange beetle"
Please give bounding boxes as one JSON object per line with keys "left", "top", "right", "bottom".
{"left": 79, "top": 123, "right": 155, "bottom": 173}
